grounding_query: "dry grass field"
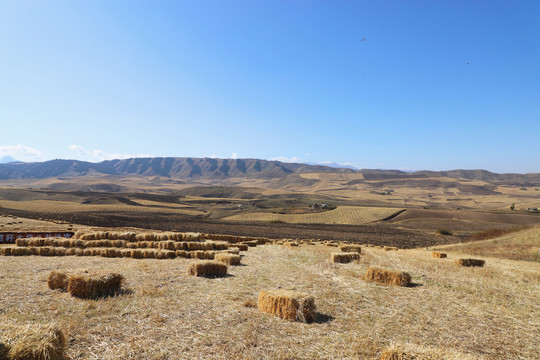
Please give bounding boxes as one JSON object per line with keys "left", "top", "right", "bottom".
{"left": 223, "top": 206, "right": 403, "bottom": 225}
{"left": 1, "top": 233, "right": 539, "bottom": 359}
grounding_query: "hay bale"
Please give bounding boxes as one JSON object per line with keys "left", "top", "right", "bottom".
{"left": 225, "top": 248, "right": 240, "bottom": 255}
{"left": 38, "top": 247, "right": 54, "bottom": 256}
{"left": 156, "top": 250, "right": 176, "bottom": 259}
{"left": 215, "top": 253, "right": 242, "bottom": 266}
{"left": 340, "top": 245, "right": 362, "bottom": 253}
{"left": 131, "top": 249, "right": 145, "bottom": 259}
{"left": 384, "top": 246, "right": 398, "bottom": 251}
{"left": 82, "top": 249, "right": 93, "bottom": 256}
{"left": 175, "top": 250, "right": 190, "bottom": 258}
{"left": 15, "top": 238, "right": 29, "bottom": 247}
{"left": 143, "top": 249, "right": 157, "bottom": 259}
{"left": 48, "top": 271, "right": 68, "bottom": 291}
{"left": 5, "top": 323, "right": 66, "bottom": 360}
{"left": 331, "top": 252, "right": 360, "bottom": 263}
{"left": 67, "top": 273, "right": 124, "bottom": 299}
{"left": 28, "top": 238, "right": 45, "bottom": 247}
{"left": 158, "top": 241, "right": 176, "bottom": 250}
{"left": 258, "top": 290, "right": 315, "bottom": 323}
{"left": 243, "top": 241, "right": 258, "bottom": 247}
{"left": 101, "top": 248, "right": 121, "bottom": 258}
{"left": 65, "top": 248, "right": 82, "bottom": 256}
{"left": 432, "top": 251, "right": 447, "bottom": 258}
{"left": 190, "top": 250, "right": 215, "bottom": 260}
{"left": 455, "top": 258, "right": 485, "bottom": 267}
{"left": 188, "top": 261, "right": 227, "bottom": 278}
{"left": 365, "top": 267, "right": 411, "bottom": 286}
{"left": 230, "top": 244, "right": 248, "bottom": 251}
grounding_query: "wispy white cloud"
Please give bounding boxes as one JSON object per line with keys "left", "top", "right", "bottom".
{"left": 68, "top": 145, "right": 151, "bottom": 162}
{"left": 0, "top": 144, "right": 43, "bottom": 161}
{"left": 271, "top": 156, "right": 303, "bottom": 163}
{"left": 231, "top": 152, "right": 239, "bottom": 159}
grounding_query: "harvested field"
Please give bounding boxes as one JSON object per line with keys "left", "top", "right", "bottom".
{"left": 223, "top": 206, "right": 404, "bottom": 225}
{"left": 1, "top": 242, "right": 538, "bottom": 359}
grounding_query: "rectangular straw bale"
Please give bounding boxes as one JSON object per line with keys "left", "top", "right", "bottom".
{"left": 131, "top": 249, "right": 145, "bottom": 259}
{"left": 243, "top": 241, "right": 258, "bottom": 247}
{"left": 28, "top": 238, "right": 45, "bottom": 247}
{"left": 53, "top": 248, "right": 66, "bottom": 256}
{"left": 48, "top": 271, "right": 68, "bottom": 291}
{"left": 212, "top": 242, "right": 230, "bottom": 251}
{"left": 175, "top": 250, "right": 190, "bottom": 258}
{"left": 5, "top": 323, "right": 66, "bottom": 360}
{"left": 365, "top": 267, "right": 411, "bottom": 286}
{"left": 91, "top": 248, "right": 103, "bottom": 256}
{"left": 183, "top": 232, "right": 201, "bottom": 241}
{"left": 15, "top": 238, "right": 29, "bottom": 247}
{"left": 69, "top": 239, "right": 85, "bottom": 248}
{"left": 230, "top": 244, "right": 248, "bottom": 251}
{"left": 188, "top": 261, "right": 227, "bottom": 277}
{"left": 340, "top": 245, "right": 362, "bottom": 253}
{"left": 111, "top": 240, "right": 127, "bottom": 248}
{"left": 156, "top": 250, "right": 176, "bottom": 259}
{"left": 285, "top": 242, "right": 299, "bottom": 247}
{"left": 65, "top": 248, "right": 82, "bottom": 256}
{"left": 432, "top": 251, "right": 447, "bottom": 258}
{"left": 384, "top": 246, "right": 398, "bottom": 251}
{"left": 101, "top": 248, "right": 121, "bottom": 258}
{"left": 67, "top": 273, "right": 124, "bottom": 299}
{"left": 174, "top": 242, "right": 188, "bottom": 250}
{"left": 0, "top": 247, "right": 12, "bottom": 256}
{"left": 332, "top": 252, "right": 360, "bottom": 263}
{"left": 190, "top": 250, "right": 215, "bottom": 260}
{"left": 82, "top": 248, "right": 93, "bottom": 256}
{"left": 215, "top": 253, "right": 242, "bottom": 265}
{"left": 225, "top": 248, "right": 240, "bottom": 255}
{"left": 455, "top": 258, "right": 485, "bottom": 267}
{"left": 143, "top": 249, "right": 158, "bottom": 259}
{"left": 158, "top": 241, "right": 176, "bottom": 250}
{"left": 258, "top": 290, "right": 315, "bottom": 323}
{"left": 44, "top": 238, "right": 56, "bottom": 247}
{"left": 121, "top": 249, "right": 132, "bottom": 257}
{"left": 187, "top": 242, "right": 206, "bottom": 250}
{"left": 38, "top": 247, "right": 54, "bottom": 256}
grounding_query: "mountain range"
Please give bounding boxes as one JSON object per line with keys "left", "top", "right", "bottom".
{"left": 0, "top": 157, "right": 538, "bottom": 186}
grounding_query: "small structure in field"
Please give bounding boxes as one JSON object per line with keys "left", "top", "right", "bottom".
{"left": 365, "top": 267, "right": 411, "bottom": 286}
{"left": 258, "top": 290, "right": 315, "bottom": 323}
{"left": 67, "top": 273, "right": 125, "bottom": 299}
{"left": 340, "top": 245, "right": 362, "bottom": 253}
{"left": 214, "top": 253, "right": 241, "bottom": 265}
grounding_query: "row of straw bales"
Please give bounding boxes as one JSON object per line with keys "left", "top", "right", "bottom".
{"left": 0, "top": 246, "right": 241, "bottom": 260}
{"left": 72, "top": 230, "right": 273, "bottom": 244}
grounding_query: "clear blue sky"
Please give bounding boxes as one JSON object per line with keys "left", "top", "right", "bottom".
{"left": 1, "top": 1, "right": 539, "bottom": 173}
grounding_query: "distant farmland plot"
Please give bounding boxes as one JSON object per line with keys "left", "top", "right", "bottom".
{"left": 223, "top": 206, "right": 403, "bottom": 225}
{"left": 0, "top": 199, "right": 205, "bottom": 216}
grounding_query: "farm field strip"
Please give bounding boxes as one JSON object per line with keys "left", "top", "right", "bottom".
{"left": 223, "top": 206, "right": 403, "bottom": 225}
{"left": 0, "top": 199, "right": 205, "bottom": 216}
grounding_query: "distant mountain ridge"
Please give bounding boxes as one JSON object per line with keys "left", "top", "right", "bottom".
{"left": 0, "top": 157, "right": 538, "bottom": 185}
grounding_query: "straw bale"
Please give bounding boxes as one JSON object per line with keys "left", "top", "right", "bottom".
{"left": 379, "top": 349, "right": 415, "bottom": 360}
{"left": 53, "top": 248, "right": 66, "bottom": 256}
{"left": 286, "top": 242, "right": 299, "bottom": 247}
{"left": 101, "top": 248, "right": 121, "bottom": 258}
{"left": 43, "top": 238, "right": 56, "bottom": 247}
{"left": 131, "top": 249, "right": 145, "bottom": 259}
{"left": 340, "top": 245, "right": 362, "bottom": 253}
{"left": 28, "top": 238, "right": 45, "bottom": 247}
{"left": 225, "top": 248, "right": 240, "bottom": 255}
{"left": 332, "top": 252, "right": 360, "bottom": 263}
{"left": 230, "top": 244, "right": 248, "bottom": 251}
{"left": 91, "top": 248, "right": 103, "bottom": 256}
{"left": 69, "top": 239, "right": 85, "bottom": 248}
{"left": 187, "top": 242, "right": 207, "bottom": 251}
{"left": 0, "top": 247, "right": 12, "bottom": 256}
{"left": 183, "top": 232, "right": 201, "bottom": 241}
{"left": 68, "top": 273, "right": 125, "bottom": 299}
{"left": 258, "top": 290, "right": 315, "bottom": 323}
{"left": 215, "top": 253, "right": 242, "bottom": 265}
{"left": 15, "top": 238, "right": 29, "bottom": 247}
{"left": 326, "top": 242, "right": 338, "bottom": 247}
{"left": 365, "top": 267, "right": 411, "bottom": 286}
{"left": 65, "top": 248, "right": 82, "bottom": 256}
{"left": 174, "top": 242, "right": 188, "bottom": 250}
{"left": 143, "top": 249, "right": 158, "bottom": 259}
{"left": 190, "top": 250, "right": 215, "bottom": 260}
{"left": 188, "top": 261, "right": 227, "bottom": 277}
{"left": 156, "top": 250, "right": 176, "bottom": 259}
{"left": 455, "top": 258, "right": 485, "bottom": 267}
{"left": 432, "top": 251, "right": 447, "bottom": 258}
{"left": 175, "top": 250, "right": 190, "bottom": 258}
{"left": 158, "top": 241, "right": 176, "bottom": 250}
{"left": 111, "top": 240, "right": 127, "bottom": 248}
{"left": 38, "top": 247, "right": 54, "bottom": 256}
{"left": 212, "top": 242, "right": 230, "bottom": 251}
{"left": 82, "top": 249, "right": 93, "bottom": 256}
{"left": 5, "top": 323, "right": 66, "bottom": 360}
{"left": 48, "top": 271, "right": 68, "bottom": 291}
{"left": 243, "top": 241, "right": 258, "bottom": 247}
{"left": 384, "top": 246, "right": 398, "bottom": 251}
{"left": 121, "top": 249, "right": 132, "bottom": 257}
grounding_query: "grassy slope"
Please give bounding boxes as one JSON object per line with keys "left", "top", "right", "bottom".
{"left": 433, "top": 226, "right": 540, "bottom": 262}
{"left": 1, "top": 244, "right": 538, "bottom": 359}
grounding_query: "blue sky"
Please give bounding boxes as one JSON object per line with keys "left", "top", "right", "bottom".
{"left": 0, "top": 1, "right": 539, "bottom": 173}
